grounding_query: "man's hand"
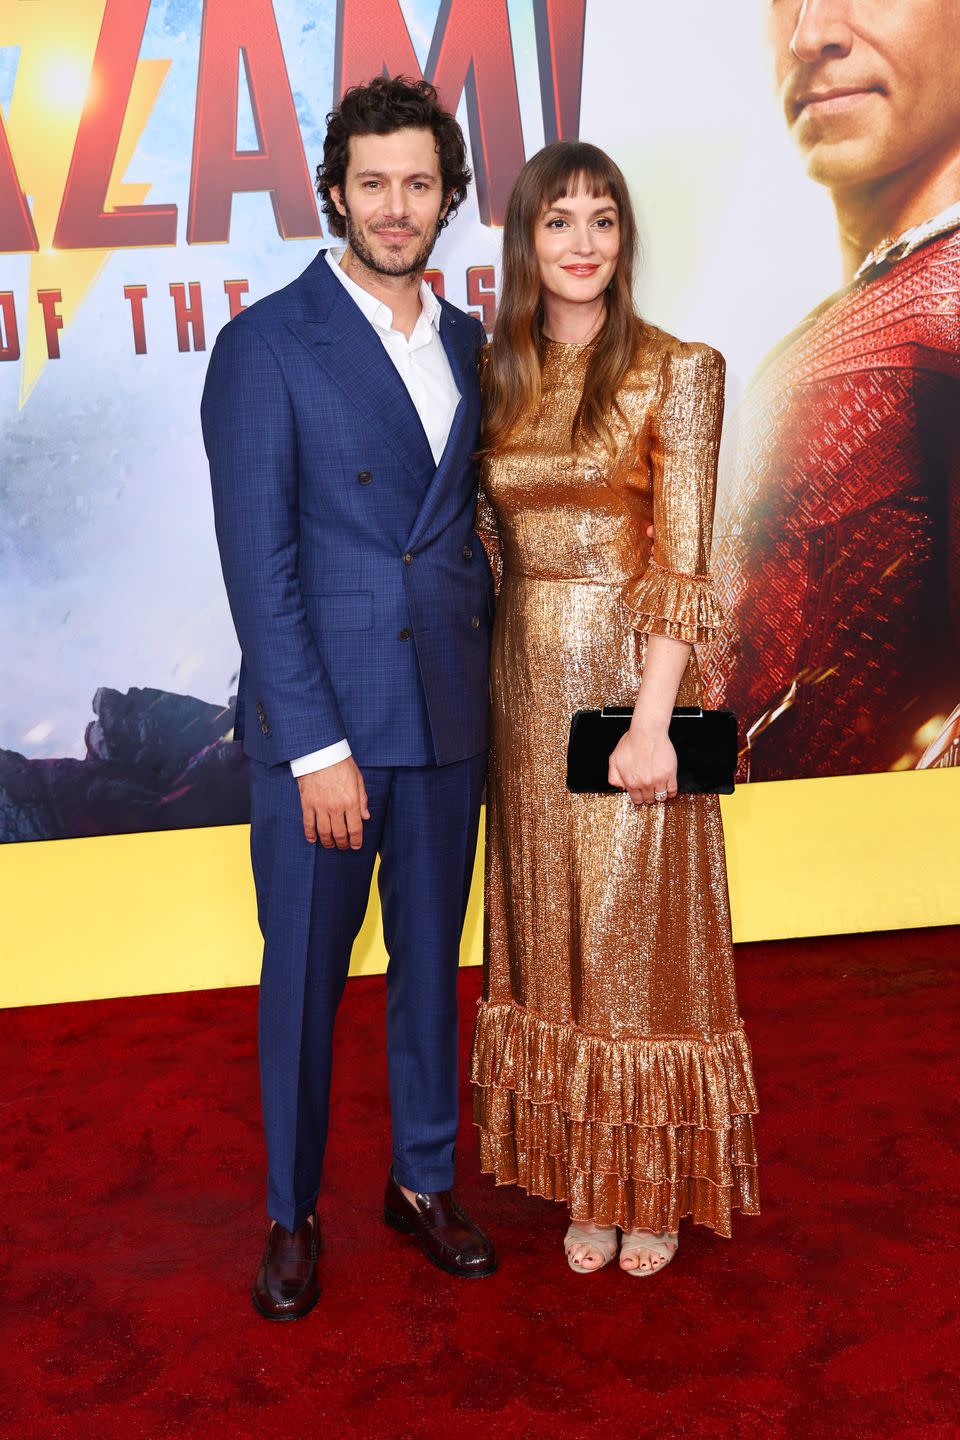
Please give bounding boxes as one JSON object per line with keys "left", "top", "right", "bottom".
{"left": 297, "top": 758, "right": 371, "bottom": 850}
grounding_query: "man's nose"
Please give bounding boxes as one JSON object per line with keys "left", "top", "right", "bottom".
{"left": 382, "top": 182, "right": 409, "bottom": 219}
{"left": 789, "top": 0, "right": 854, "bottom": 64}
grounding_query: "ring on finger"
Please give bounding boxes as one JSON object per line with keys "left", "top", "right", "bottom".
{"left": 654, "top": 789, "right": 669, "bottom": 802}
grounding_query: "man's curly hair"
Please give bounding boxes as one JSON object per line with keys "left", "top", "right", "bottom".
{"left": 316, "top": 75, "right": 472, "bottom": 238}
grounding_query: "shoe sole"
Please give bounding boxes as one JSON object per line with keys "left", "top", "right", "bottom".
{"left": 251, "top": 1285, "right": 321, "bottom": 1320}
{"left": 383, "top": 1206, "right": 499, "bottom": 1278}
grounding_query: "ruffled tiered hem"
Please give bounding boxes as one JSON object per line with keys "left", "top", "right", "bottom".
{"left": 471, "top": 1000, "right": 759, "bottom": 1237}
{"left": 621, "top": 559, "right": 724, "bottom": 644}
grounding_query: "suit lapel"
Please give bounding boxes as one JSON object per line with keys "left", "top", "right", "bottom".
{"left": 285, "top": 256, "right": 436, "bottom": 481}
{"left": 405, "top": 308, "right": 479, "bottom": 551}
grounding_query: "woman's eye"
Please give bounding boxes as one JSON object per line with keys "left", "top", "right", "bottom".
{"left": 547, "top": 218, "right": 567, "bottom": 229}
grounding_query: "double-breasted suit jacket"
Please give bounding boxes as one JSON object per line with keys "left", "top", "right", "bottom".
{"left": 202, "top": 249, "right": 493, "bottom": 771}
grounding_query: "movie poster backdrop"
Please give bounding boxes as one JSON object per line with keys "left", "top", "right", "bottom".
{"left": 2, "top": 0, "right": 957, "bottom": 841}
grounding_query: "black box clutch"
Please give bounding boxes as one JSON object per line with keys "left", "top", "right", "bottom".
{"left": 566, "top": 706, "right": 737, "bottom": 795}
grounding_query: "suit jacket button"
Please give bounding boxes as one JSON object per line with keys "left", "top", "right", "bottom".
{"left": 462, "top": 544, "right": 473, "bottom": 561}
{"left": 470, "top": 615, "right": 480, "bottom": 629}
{"left": 261, "top": 721, "right": 270, "bottom": 734}
{"left": 358, "top": 470, "right": 373, "bottom": 485}
{"left": 399, "top": 628, "right": 412, "bottom": 641}
{"left": 403, "top": 552, "right": 413, "bottom": 565}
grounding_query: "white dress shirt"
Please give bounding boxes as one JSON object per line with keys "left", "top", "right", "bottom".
{"left": 290, "top": 248, "right": 461, "bottom": 780}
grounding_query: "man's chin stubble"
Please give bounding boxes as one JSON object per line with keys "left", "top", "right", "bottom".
{"left": 346, "top": 218, "right": 438, "bottom": 280}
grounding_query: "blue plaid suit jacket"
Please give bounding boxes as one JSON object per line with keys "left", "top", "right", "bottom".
{"left": 201, "top": 252, "right": 493, "bottom": 769}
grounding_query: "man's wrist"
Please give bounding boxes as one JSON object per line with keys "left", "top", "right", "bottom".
{"left": 290, "top": 739, "right": 352, "bottom": 778}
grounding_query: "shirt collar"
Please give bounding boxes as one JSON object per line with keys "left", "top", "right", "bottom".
{"left": 325, "top": 246, "right": 442, "bottom": 334}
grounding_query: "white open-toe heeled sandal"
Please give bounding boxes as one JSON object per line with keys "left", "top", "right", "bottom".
{"left": 619, "top": 1230, "right": 679, "bottom": 1277}
{"left": 564, "top": 1223, "right": 619, "bottom": 1274}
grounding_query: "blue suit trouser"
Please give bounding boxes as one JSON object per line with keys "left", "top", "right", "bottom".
{"left": 249, "top": 754, "right": 486, "bottom": 1231}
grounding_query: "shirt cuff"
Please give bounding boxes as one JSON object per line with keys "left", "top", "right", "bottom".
{"left": 290, "top": 739, "right": 352, "bottom": 777}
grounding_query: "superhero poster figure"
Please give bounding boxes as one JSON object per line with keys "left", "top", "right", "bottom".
{"left": 706, "top": 0, "right": 960, "bottom": 780}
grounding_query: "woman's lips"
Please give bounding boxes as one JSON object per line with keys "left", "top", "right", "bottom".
{"left": 562, "top": 264, "right": 600, "bottom": 277}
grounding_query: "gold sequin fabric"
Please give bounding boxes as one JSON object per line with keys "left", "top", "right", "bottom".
{"left": 470, "top": 327, "right": 759, "bottom": 1236}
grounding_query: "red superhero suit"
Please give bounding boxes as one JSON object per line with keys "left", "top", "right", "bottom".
{"left": 705, "top": 214, "right": 960, "bottom": 781}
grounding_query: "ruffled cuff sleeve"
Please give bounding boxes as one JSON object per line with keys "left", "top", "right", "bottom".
{"left": 622, "top": 559, "right": 724, "bottom": 644}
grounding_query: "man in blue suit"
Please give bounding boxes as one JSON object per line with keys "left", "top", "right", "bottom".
{"left": 201, "top": 76, "right": 497, "bottom": 1319}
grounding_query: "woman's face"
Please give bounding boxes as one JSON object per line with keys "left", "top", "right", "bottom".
{"left": 534, "top": 187, "right": 620, "bottom": 310}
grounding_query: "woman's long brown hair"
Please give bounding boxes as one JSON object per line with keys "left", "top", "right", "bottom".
{"left": 481, "top": 141, "right": 642, "bottom": 458}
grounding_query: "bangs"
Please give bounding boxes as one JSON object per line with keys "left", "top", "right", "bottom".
{"left": 538, "top": 143, "right": 625, "bottom": 209}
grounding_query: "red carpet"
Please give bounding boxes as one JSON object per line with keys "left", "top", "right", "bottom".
{"left": 2, "top": 927, "right": 958, "bottom": 1440}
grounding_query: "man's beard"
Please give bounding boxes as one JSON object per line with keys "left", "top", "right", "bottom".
{"left": 343, "top": 203, "right": 440, "bottom": 279}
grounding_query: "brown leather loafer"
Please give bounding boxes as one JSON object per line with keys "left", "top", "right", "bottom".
{"left": 383, "top": 1171, "right": 498, "bottom": 1278}
{"left": 252, "top": 1214, "right": 320, "bottom": 1320}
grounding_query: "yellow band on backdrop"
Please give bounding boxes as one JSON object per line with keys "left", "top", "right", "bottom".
{"left": 1, "top": 767, "right": 957, "bottom": 1009}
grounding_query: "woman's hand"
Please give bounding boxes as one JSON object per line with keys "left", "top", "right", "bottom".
{"left": 608, "top": 722, "right": 678, "bottom": 806}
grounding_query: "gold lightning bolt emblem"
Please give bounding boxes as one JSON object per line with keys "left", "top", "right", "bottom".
{"left": 2, "top": 1, "right": 171, "bottom": 406}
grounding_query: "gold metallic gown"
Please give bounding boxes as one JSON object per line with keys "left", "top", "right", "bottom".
{"left": 470, "top": 328, "right": 759, "bottom": 1236}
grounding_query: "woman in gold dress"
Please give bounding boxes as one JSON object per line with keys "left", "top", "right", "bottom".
{"left": 470, "top": 143, "right": 759, "bottom": 1275}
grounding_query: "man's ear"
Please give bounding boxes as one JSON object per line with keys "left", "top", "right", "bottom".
{"left": 329, "top": 184, "right": 348, "bottom": 219}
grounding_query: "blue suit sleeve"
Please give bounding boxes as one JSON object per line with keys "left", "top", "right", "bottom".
{"left": 201, "top": 318, "right": 346, "bottom": 764}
